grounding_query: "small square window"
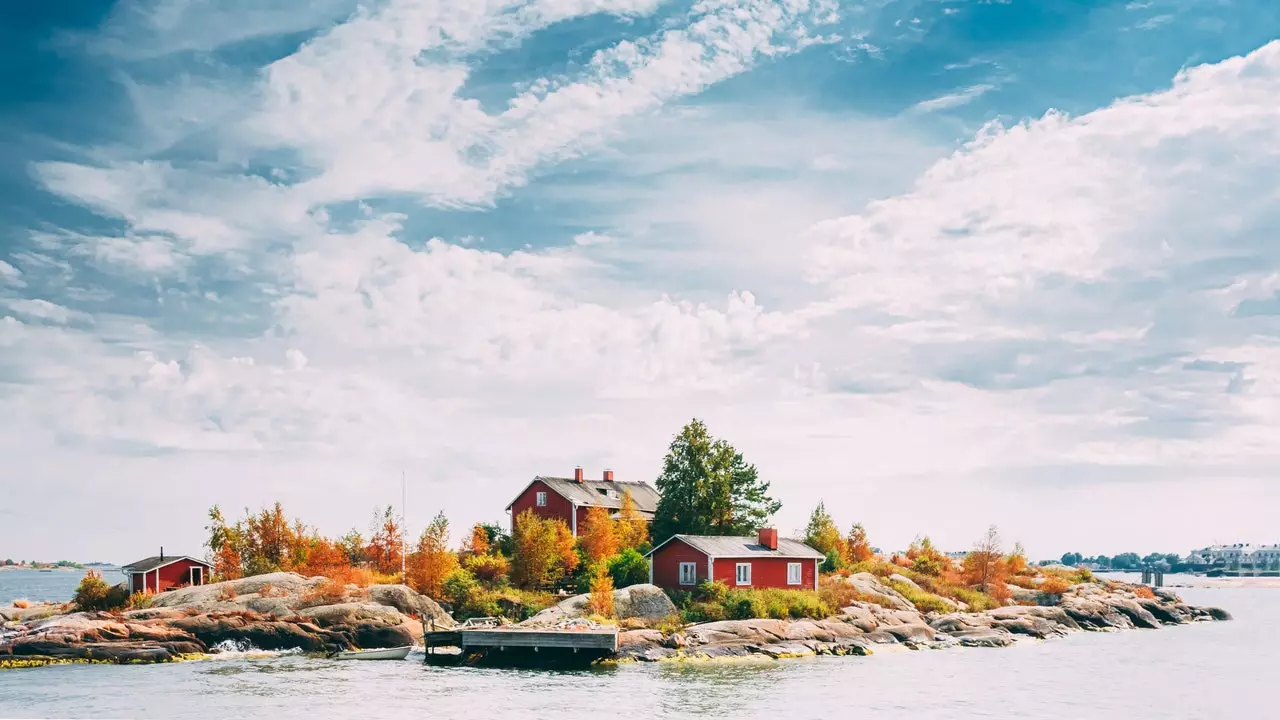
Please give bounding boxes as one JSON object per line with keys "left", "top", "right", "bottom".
{"left": 736, "top": 563, "right": 751, "bottom": 586}
{"left": 678, "top": 562, "right": 697, "bottom": 585}
{"left": 536, "top": 491, "right": 547, "bottom": 507}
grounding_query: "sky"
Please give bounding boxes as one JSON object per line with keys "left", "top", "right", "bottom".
{"left": 2, "top": 0, "right": 1278, "bottom": 563}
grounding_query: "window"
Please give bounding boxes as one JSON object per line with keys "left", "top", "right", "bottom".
{"left": 536, "top": 491, "right": 547, "bottom": 507}
{"left": 736, "top": 563, "right": 751, "bottom": 586}
{"left": 787, "top": 562, "right": 802, "bottom": 586}
{"left": 678, "top": 562, "right": 697, "bottom": 585}
{"left": 597, "top": 488, "right": 608, "bottom": 496}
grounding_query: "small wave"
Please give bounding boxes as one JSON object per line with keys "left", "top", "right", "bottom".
{"left": 205, "top": 639, "right": 305, "bottom": 660}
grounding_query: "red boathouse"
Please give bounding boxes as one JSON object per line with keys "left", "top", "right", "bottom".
{"left": 645, "top": 529, "right": 824, "bottom": 591}
{"left": 121, "top": 550, "right": 212, "bottom": 594}
{"left": 505, "top": 467, "right": 660, "bottom": 536}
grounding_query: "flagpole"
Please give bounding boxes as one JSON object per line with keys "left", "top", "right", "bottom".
{"left": 401, "top": 471, "right": 407, "bottom": 585}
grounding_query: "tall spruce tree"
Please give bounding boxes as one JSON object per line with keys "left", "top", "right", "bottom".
{"left": 651, "top": 418, "right": 781, "bottom": 544}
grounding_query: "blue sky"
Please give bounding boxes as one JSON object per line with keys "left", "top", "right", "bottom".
{"left": 2, "top": 0, "right": 1278, "bottom": 562}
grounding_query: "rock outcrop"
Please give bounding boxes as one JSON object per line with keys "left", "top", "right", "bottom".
{"left": 615, "top": 581, "right": 1232, "bottom": 663}
{"left": 519, "top": 584, "right": 677, "bottom": 627}
{"left": 1, "top": 576, "right": 452, "bottom": 668}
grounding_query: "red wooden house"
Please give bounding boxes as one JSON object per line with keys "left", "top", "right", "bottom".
{"left": 645, "top": 528, "right": 824, "bottom": 591}
{"left": 505, "top": 467, "right": 660, "bottom": 536}
{"left": 121, "top": 550, "right": 212, "bottom": 594}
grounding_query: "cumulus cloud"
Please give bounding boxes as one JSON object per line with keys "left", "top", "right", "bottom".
{"left": 4, "top": 4, "right": 1280, "bottom": 559}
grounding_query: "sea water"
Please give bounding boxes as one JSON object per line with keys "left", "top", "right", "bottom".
{"left": 0, "top": 578, "right": 1272, "bottom": 719}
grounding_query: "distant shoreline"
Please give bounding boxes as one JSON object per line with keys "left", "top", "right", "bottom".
{"left": 1166, "top": 576, "right": 1280, "bottom": 589}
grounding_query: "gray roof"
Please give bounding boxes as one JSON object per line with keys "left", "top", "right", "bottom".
{"left": 509, "top": 476, "right": 661, "bottom": 513}
{"left": 121, "top": 555, "right": 211, "bottom": 573}
{"left": 649, "top": 535, "right": 826, "bottom": 560}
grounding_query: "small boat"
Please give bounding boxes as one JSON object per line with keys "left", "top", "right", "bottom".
{"left": 333, "top": 646, "right": 412, "bottom": 661}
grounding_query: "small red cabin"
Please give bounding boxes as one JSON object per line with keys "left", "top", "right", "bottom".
{"left": 121, "top": 551, "right": 212, "bottom": 594}
{"left": 505, "top": 468, "right": 660, "bottom": 536}
{"left": 645, "top": 529, "right": 824, "bottom": 591}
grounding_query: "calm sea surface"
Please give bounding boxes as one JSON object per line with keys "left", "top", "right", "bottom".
{"left": 1, "top": 573, "right": 1272, "bottom": 719}
{"left": 0, "top": 567, "right": 109, "bottom": 604}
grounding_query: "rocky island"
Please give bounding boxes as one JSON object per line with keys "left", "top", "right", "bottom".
{"left": 0, "top": 570, "right": 1229, "bottom": 669}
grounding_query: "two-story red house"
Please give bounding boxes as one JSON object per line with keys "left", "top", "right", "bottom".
{"left": 645, "top": 528, "right": 824, "bottom": 591}
{"left": 505, "top": 467, "right": 660, "bottom": 536}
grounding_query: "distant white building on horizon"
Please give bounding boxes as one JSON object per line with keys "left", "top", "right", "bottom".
{"left": 1187, "top": 543, "right": 1280, "bottom": 567}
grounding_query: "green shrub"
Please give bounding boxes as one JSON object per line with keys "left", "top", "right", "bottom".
{"left": 821, "top": 550, "right": 841, "bottom": 574}
{"left": 680, "top": 601, "right": 727, "bottom": 624}
{"left": 844, "top": 560, "right": 879, "bottom": 575}
{"left": 442, "top": 567, "right": 555, "bottom": 621}
{"left": 695, "top": 580, "right": 729, "bottom": 604}
{"left": 951, "top": 587, "right": 998, "bottom": 612}
{"left": 887, "top": 580, "right": 953, "bottom": 614}
{"left": 73, "top": 571, "right": 129, "bottom": 611}
{"left": 607, "top": 549, "right": 651, "bottom": 588}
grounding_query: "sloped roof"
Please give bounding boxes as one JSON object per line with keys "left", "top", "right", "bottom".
{"left": 121, "top": 555, "right": 211, "bottom": 573}
{"left": 506, "top": 476, "right": 660, "bottom": 513}
{"left": 646, "top": 535, "right": 825, "bottom": 560}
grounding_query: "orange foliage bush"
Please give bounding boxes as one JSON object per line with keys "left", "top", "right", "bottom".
{"left": 1039, "top": 577, "right": 1072, "bottom": 595}
{"left": 12, "top": 598, "right": 30, "bottom": 609}
{"left": 300, "top": 579, "right": 348, "bottom": 607}
{"left": 325, "top": 565, "right": 379, "bottom": 588}
{"left": 1132, "top": 584, "right": 1156, "bottom": 600}
{"left": 406, "top": 511, "right": 458, "bottom": 598}
{"left": 296, "top": 536, "right": 350, "bottom": 578}
{"left": 217, "top": 585, "right": 238, "bottom": 602}
{"left": 1008, "top": 575, "right": 1038, "bottom": 590}
{"left": 818, "top": 576, "right": 896, "bottom": 610}
{"left": 587, "top": 566, "right": 615, "bottom": 618}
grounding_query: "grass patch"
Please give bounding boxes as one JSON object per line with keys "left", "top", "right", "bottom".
{"left": 885, "top": 580, "right": 953, "bottom": 614}
{"left": 672, "top": 581, "right": 833, "bottom": 622}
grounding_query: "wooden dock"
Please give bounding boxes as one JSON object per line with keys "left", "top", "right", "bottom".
{"left": 423, "top": 625, "right": 618, "bottom": 667}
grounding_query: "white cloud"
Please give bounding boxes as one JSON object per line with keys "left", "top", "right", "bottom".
{"left": 243, "top": 0, "right": 841, "bottom": 207}
{"left": 0, "top": 260, "right": 23, "bottom": 287}
{"left": 572, "top": 231, "right": 614, "bottom": 246}
{"left": 909, "top": 83, "right": 995, "bottom": 113}
{"left": 806, "top": 40, "right": 1280, "bottom": 317}
{"left": 3, "top": 298, "right": 86, "bottom": 325}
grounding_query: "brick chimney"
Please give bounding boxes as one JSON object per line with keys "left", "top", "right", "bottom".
{"left": 574, "top": 466, "right": 584, "bottom": 483}
{"left": 603, "top": 469, "right": 614, "bottom": 482}
{"left": 758, "top": 528, "right": 778, "bottom": 550}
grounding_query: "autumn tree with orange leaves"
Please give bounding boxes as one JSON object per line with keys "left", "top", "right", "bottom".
{"left": 578, "top": 507, "right": 619, "bottom": 564}
{"left": 962, "top": 524, "right": 1009, "bottom": 602}
{"left": 463, "top": 524, "right": 491, "bottom": 556}
{"left": 407, "top": 511, "right": 457, "bottom": 598}
{"left": 511, "top": 509, "right": 578, "bottom": 588}
{"left": 615, "top": 490, "right": 650, "bottom": 551}
{"left": 844, "top": 523, "right": 874, "bottom": 565}
{"left": 366, "top": 505, "right": 404, "bottom": 577}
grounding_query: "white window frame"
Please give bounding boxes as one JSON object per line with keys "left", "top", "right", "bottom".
{"left": 735, "top": 563, "right": 751, "bottom": 586}
{"left": 787, "top": 562, "right": 802, "bottom": 586}
{"left": 678, "top": 562, "right": 697, "bottom": 585}
{"left": 535, "top": 491, "right": 547, "bottom": 507}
